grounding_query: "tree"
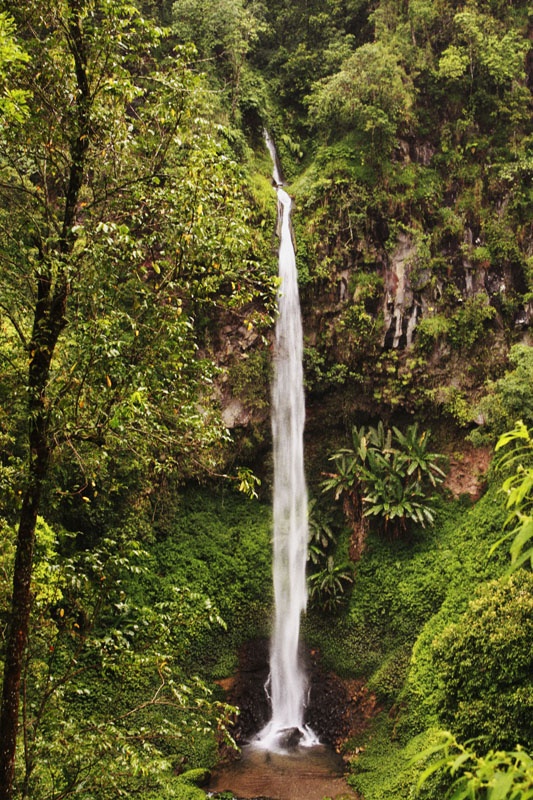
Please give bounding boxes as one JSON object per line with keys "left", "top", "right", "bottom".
{"left": 438, "top": 8, "right": 529, "bottom": 88}
{"left": 0, "top": 11, "right": 29, "bottom": 121}
{"left": 172, "top": 0, "right": 265, "bottom": 119}
{"left": 0, "top": 1, "right": 274, "bottom": 795}
{"left": 307, "top": 41, "right": 415, "bottom": 156}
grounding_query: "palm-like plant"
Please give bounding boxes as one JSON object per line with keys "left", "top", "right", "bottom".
{"left": 323, "top": 422, "right": 446, "bottom": 540}
{"left": 308, "top": 555, "right": 354, "bottom": 613}
{"left": 307, "top": 497, "right": 337, "bottom": 566}
{"left": 392, "top": 423, "right": 447, "bottom": 487}
{"left": 307, "top": 498, "right": 354, "bottom": 611}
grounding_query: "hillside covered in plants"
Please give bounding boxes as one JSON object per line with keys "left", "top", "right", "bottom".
{"left": 0, "top": 0, "right": 532, "bottom": 799}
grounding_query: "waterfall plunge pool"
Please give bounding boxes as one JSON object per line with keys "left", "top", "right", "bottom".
{"left": 208, "top": 742, "right": 358, "bottom": 800}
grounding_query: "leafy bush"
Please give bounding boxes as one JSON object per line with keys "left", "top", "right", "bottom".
{"left": 308, "top": 41, "right": 415, "bottom": 157}
{"left": 346, "top": 718, "right": 439, "bottom": 800}
{"left": 416, "top": 314, "right": 451, "bottom": 352}
{"left": 472, "top": 346, "right": 533, "bottom": 442}
{"left": 432, "top": 571, "right": 533, "bottom": 750}
{"left": 177, "top": 768, "right": 210, "bottom": 787}
{"left": 448, "top": 295, "right": 496, "bottom": 352}
{"left": 148, "top": 488, "right": 272, "bottom": 672}
{"left": 338, "top": 480, "right": 519, "bottom": 799}
{"left": 366, "top": 645, "right": 412, "bottom": 704}
{"left": 146, "top": 783, "right": 207, "bottom": 800}
{"left": 307, "top": 497, "right": 337, "bottom": 566}
{"left": 398, "top": 484, "right": 510, "bottom": 742}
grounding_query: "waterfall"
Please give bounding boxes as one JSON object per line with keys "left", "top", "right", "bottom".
{"left": 256, "top": 133, "right": 317, "bottom": 752}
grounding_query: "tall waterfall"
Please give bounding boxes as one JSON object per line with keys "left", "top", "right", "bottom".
{"left": 257, "top": 133, "right": 317, "bottom": 751}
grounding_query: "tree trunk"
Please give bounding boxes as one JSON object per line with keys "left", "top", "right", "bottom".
{"left": 0, "top": 481, "right": 44, "bottom": 796}
{"left": 0, "top": 277, "right": 67, "bottom": 798}
{"left": 0, "top": 6, "right": 89, "bottom": 794}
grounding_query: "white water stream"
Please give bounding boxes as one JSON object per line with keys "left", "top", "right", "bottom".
{"left": 255, "top": 134, "right": 317, "bottom": 752}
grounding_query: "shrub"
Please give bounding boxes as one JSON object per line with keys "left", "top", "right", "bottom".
{"left": 308, "top": 555, "right": 354, "bottom": 613}
{"left": 448, "top": 295, "right": 496, "bottom": 352}
{"left": 472, "top": 345, "right": 533, "bottom": 442}
{"left": 416, "top": 314, "right": 451, "bottom": 352}
{"left": 367, "top": 644, "right": 412, "bottom": 703}
{"left": 432, "top": 571, "right": 533, "bottom": 750}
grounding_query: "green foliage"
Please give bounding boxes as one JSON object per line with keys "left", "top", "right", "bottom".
{"left": 307, "top": 497, "right": 355, "bottom": 611}
{"left": 171, "top": 0, "right": 266, "bottom": 119}
{"left": 327, "top": 481, "right": 521, "bottom": 799}
{"left": 400, "top": 484, "right": 510, "bottom": 741}
{"left": 148, "top": 489, "right": 272, "bottom": 674}
{"left": 473, "top": 348, "right": 533, "bottom": 443}
{"left": 227, "top": 349, "right": 271, "bottom": 414}
{"left": 308, "top": 41, "right": 415, "bottom": 156}
{"left": 307, "top": 497, "right": 337, "bottom": 566}
{"left": 448, "top": 296, "right": 497, "bottom": 352}
{"left": 177, "top": 768, "right": 210, "bottom": 787}
{"left": 366, "top": 644, "right": 412, "bottom": 704}
{"left": 1, "top": 0, "right": 532, "bottom": 796}
{"left": 172, "top": 786, "right": 207, "bottom": 800}
{"left": 235, "top": 467, "right": 262, "bottom": 500}
{"left": 303, "top": 346, "right": 350, "bottom": 393}
{"left": 308, "top": 555, "right": 354, "bottom": 613}
{"left": 0, "top": 0, "right": 279, "bottom": 523}
{"left": 415, "top": 732, "right": 533, "bottom": 800}
{"left": 492, "top": 421, "right": 533, "bottom": 570}
{"left": 143, "top": 776, "right": 208, "bottom": 800}
{"left": 438, "top": 8, "right": 529, "bottom": 89}
{"left": 0, "top": 12, "right": 29, "bottom": 121}
{"left": 0, "top": 493, "right": 272, "bottom": 797}
{"left": 346, "top": 718, "right": 440, "bottom": 800}
{"left": 415, "top": 314, "right": 451, "bottom": 351}
{"left": 308, "top": 495, "right": 468, "bottom": 681}
{"left": 432, "top": 571, "right": 533, "bottom": 750}
{"left": 323, "top": 422, "right": 446, "bottom": 537}
{"left": 7, "top": 521, "right": 237, "bottom": 799}
{"left": 261, "top": 0, "right": 532, "bottom": 434}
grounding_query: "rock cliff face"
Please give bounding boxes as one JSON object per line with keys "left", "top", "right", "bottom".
{"left": 381, "top": 229, "right": 532, "bottom": 352}
{"left": 383, "top": 233, "right": 421, "bottom": 350}
{"left": 217, "top": 210, "right": 531, "bottom": 465}
{"left": 217, "top": 127, "right": 533, "bottom": 465}
{"left": 290, "top": 148, "right": 533, "bottom": 439}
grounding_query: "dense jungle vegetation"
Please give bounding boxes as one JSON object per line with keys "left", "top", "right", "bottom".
{"left": 0, "top": 0, "right": 532, "bottom": 798}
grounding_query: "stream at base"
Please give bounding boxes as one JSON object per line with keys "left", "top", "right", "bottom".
{"left": 208, "top": 744, "right": 358, "bottom": 800}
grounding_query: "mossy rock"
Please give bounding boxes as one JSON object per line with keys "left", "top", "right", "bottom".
{"left": 367, "top": 644, "right": 412, "bottom": 703}
{"left": 172, "top": 784, "right": 207, "bottom": 800}
{"left": 145, "top": 782, "right": 207, "bottom": 800}
{"left": 177, "top": 768, "right": 211, "bottom": 787}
